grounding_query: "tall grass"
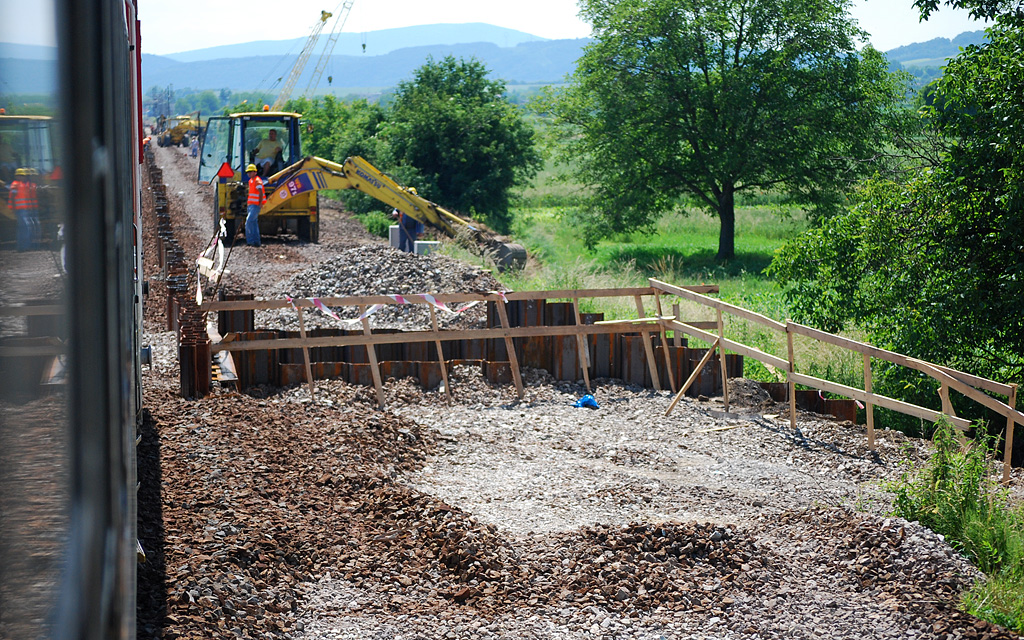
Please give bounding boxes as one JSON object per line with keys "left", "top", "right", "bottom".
{"left": 887, "top": 418, "right": 1024, "bottom": 633}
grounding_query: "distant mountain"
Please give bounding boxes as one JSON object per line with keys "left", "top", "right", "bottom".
{"left": 140, "top": 38, "right": 588, "bottom": 93}
{"left": 885, "top": 30, "right": 986, "bottom": 64}
{"left": 0, "top": 42, "right": 57, "bottom": 60}
{"left": 163, "top": 23, "right": 548, "bottom": 62}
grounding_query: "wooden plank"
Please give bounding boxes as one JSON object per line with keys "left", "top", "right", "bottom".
{"left": 572, "top": 298, "right": 592, "bottom": 393}
{"left": 213, "top": 322, "right": 698, "bottom": 353}
{"left": 295, "top": 307, "right": 316, "bottom": 400}
{"left": 787, "top": 322, "right": 1014, "bottom": 396}
{"left": 200, "top": 286, "right": 721, "bottom": 313}
{"left": 672, "top": 304, "right": 682, "bottom": 347}
{"left": 665, "top": 320, "right": 790, "bottom": 371}
{"left": 634, "top": 295, "right": 661, "bottom": 391}
{"left": 654, "top": 290, "right": 677, "bottom": 392}
{"left": 666, "top": 339, "right": 719, "bottom": 416}
{"left": 430, "top": 306, "right": 451, "bottom": 402}
{"left": 494, "top": 300, "right": 524, "bottom": 398}
{"left": 1005, "top": 385, "right": 1018, "bottom": 484}
{"left": 717, "top": 308, "right": 729, "bottom": 412}
{"left": 788, "top": 327, "right": 797, "bottom": 431}
{"left": 360, "top": 307, "right": 386, "bottom": 409}
{"left": 650, "top": 278, "right": 787, "bottom": 333}
{"left": 788, "top": 371, "right": 972, "bottom": 431}
{"left": 864, "top": 353, "right": 875, "bottom": 451}
{"left": 915, "top": 360, "right": 1024, "bottom": 426}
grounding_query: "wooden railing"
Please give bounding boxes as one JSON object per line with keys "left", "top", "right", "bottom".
{"left": 198, "top": 280, "right": 1020, "bottom": 483}
{"left": 648, "top": 278, "right": 1020, "bottom": 483}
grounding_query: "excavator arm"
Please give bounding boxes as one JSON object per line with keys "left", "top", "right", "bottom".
{"left": 262, "top": 156, "right": 526, "bottom": 269}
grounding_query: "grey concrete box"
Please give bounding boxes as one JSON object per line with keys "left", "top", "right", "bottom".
{"left": 389, "top": 225, "right": 401, "bottom": 249}
{"left": 415, "top": 241, "right": 440, "bottom": 256}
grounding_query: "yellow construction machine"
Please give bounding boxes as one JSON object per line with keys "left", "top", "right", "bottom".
{"left": 266, "top": 155, "right": 526, "bottom": 268}
{"left": 197, "top": 109, "right": 526, "bottom": 268}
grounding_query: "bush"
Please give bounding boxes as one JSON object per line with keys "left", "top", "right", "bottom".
{"left": 887, "top": 418, "right": 1024, "bottom": 632}
{"left": 359, "top": 211, "right": 392, "bottom": 239}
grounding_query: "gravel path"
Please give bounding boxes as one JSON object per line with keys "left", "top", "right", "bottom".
{"left": 137, "top": 145, "right": 1024, "bottom": 640}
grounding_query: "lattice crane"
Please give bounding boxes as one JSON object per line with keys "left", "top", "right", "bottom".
{"left": 271, "top": 3, "right": 355, "bottom": 110}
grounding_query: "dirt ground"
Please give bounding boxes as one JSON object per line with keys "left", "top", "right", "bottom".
{"left": 136, "top": 145, "right": 1024, "bottom": 640}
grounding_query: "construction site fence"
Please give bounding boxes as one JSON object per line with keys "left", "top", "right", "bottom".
{"left": 192, "top": 279, "right": 1021, "bottom": 483}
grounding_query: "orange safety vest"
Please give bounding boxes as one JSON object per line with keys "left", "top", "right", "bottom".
{"left": 28, "top": 181, "right": 38, "bottom": 208}
{"left": 7, "top": 179, "right": 33, "bottom": 210}
{"left": 247, "top": 175, "right": 265, "bottom": 206}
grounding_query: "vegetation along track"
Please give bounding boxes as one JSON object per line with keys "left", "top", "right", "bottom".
{"left": 136, "top": 144, "right": 1023, "bottom": 639}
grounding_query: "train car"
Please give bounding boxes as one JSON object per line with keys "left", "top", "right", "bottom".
{"left": 0, "top": 0, "right": 145, "bottom": 638}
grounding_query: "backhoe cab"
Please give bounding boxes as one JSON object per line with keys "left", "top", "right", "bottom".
{"left": 198, "top": 111, "right": 318, "bottom": 242}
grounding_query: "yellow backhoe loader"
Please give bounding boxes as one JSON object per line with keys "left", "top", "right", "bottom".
{"left": 198, "top": 110, "right": 526, "bottom": 269}
{"left": 265, "top": 156, "right": 525, "bottom": 268}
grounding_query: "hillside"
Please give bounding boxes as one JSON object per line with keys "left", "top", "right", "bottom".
{"left": 163, "top": 23, "right": 548, "bottom": 61}
{"left": 140, "top": 38, "right": 588, "bottom": 93}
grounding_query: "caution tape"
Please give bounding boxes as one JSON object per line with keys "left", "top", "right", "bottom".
{"left": 287, "top": 290, "right": 512, "bottom": 327}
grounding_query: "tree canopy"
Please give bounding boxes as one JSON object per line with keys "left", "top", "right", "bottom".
{"left": 771, "top": 6, "right": 1024, "bottom": 391}
{"left": 381, "top": 56, "right": 541, "bottom": 233}
{"left": 546, "top": 0, "right": 910, "bottom": 259}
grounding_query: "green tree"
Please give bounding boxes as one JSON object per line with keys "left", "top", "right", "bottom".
{"left": 381, "top": 56, "right": 541, "bottom": 233}
{"left": 771, "top": 11, "right": 1024, "bottom": 391}
{"left": 546, "top": 0, "right": 911, "bottom": 259}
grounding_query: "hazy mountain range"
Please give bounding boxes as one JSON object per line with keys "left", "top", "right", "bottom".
{"left": 0, "top": 24, "right": 990, "bottom": 96}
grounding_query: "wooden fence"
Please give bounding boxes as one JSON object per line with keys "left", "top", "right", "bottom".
{"left": 198, "top": 279, "right": 1021, "bottom": 483}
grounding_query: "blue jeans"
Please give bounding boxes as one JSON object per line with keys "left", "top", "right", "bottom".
{"left": 398, "top": 215, "right": 421, "bottom": 252}
{"left": 16, "top": 208, "right": 37, "bottom": 251}
{"left": 245, "top": 204, "right": 261, "bottom": 246}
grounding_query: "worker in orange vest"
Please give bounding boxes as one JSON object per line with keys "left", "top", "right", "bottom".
{"left": 7, "top": 168, "right": 37, "bottom": 251}
{"left": 244, "top": 163, "right": 265, "bottom": 247}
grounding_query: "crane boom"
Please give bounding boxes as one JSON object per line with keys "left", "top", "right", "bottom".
{"left": 305, "top": 0, "right": 355, "bottom": 95}
{"left": 271, "top": 10, "right": 333, "bottom": 110}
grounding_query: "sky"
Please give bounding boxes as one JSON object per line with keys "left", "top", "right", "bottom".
{"left": 2, "top": 0, "right": 986, "bottom": 56}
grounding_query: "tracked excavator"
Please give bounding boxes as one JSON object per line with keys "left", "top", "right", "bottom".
{"left": 197, "top": 110, "right": 526, "bottom": 269}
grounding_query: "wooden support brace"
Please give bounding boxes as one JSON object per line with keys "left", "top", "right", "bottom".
{"left": 787, "top": 325, "right": 797, "bottom": 431}
{"left": 666, "top": 338, "right": 720, "bottom": 416}
{"left": 672, "top": 303, "right": 682, "bottom": 347}
{"left": 940, "top": 383, "right": 954, "bottom": 417}
{"left": 572, "top": 298, "right": 592, "bottom": 393}
{"left": 1005, "top": 384, "right": 1018, "bottom": 484}
{"left": 295, "top": 307, "right": 316, "bottom": 401}
{"left": 634, "top": 295, "right": 661, "bottom": 391}
{"left": 654, "top": 290, "right": 677, "bottom": 392}
{"left": 429, "top": 306, "right": 452, "bottom": 402}
{"left": 717, "top": 308, "right": 729, "bottom": 412}
{"left": 360, "top": 306, "right": 386, "bottom": 409}
{"left": 864, "top": 353, "right": 875, "bottom": 451}
{"left": 494, "top": 299, "right": 525, "bottom": 399}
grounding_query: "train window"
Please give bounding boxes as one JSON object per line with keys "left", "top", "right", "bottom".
{"left": 0, "top": 1, "right": 70, "bottom": 638}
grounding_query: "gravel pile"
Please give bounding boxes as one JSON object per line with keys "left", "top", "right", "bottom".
{"left": 259, "top": 246, "right": 504, "bottom": 331}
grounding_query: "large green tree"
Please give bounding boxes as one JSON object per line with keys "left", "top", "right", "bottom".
{"left": 548, "top": 0, "right": 910, "bottom": 259}
{"left": 381, "top": 56, "right": 541, "bottom": 233}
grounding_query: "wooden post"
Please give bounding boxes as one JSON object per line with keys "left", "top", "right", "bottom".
{"left": 940, "top": 383, "right": 955, "bottom": 416}
{"left": 429, "top": 306, "right": 452, "bottom": 402}
{"left": 654, "top": 290, "right": 677, "bottom": 392}
{"left": 295, "top": 307, "right": 316, "bottom": 401}
{"left": 864, "top": 353, "right": 875, "bottom": 451}
{"left": 494, "top": 298, "right": 525, "bottom": 399}
{"left": 717, "top": 308, "right": 729, "bottom": 412}
{"left": 634, "top": 295, "right": 661, "bottom": 391}
{"left": 787, "top": 324, "right": 797, "bottom": 431}
{"left": 360, "top": 306, "right": 386, "bottom": 409}
{"left": 672, "top": 303, "right": 682, "bottom": 347}
{"left": 666, "top": 338, "right": 719, "bottom": 416}
{"left": 572, "top": 297, "right": 592, "bottom": 393}
{"left": 1005, "top": 384, "right": 1018, "bottom": 484}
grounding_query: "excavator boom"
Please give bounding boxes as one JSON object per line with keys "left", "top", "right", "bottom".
{"left": 263, "top": 156, "right": 526, "bottom": 269}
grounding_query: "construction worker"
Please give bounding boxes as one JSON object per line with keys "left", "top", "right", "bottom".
{"left": 252, "top": 129, "right": 283, "bottom": 176}
{"left": 393, "top": 187, "right": 424, "bottom": 253}
{"left": 244, "top": 163, "right": 264, "bottom": 247}
{"left": 8, "top": 168, "right": 37, "bottom": 251}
